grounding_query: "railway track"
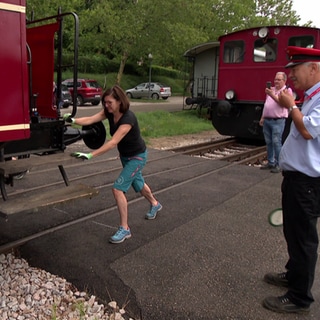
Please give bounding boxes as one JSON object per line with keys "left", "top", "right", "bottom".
{"left": 169, "top": 138, "right": 267, "bottom": 165}
{"left": 0, "top": 138, "right": 267, "bottom": 253}
{"left": 4, "top": 138, "right": 266, "bottom": 200}
{"left": 0, "top": 138, "right": 274, "bottom": 320}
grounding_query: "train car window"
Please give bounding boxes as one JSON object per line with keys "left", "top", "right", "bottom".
{"left": 288, "top": 36, "right": 314, "bottom": 48}
{"left": 223, "top": 41, "right": 245, "bottom": 63}
{"left": 254, "top": 38, "right": 277, "bottom": 62}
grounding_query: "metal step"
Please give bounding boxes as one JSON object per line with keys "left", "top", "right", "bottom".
{"left": 0, "top": 184, "right": 98, "bottom": 217}
{"left": 0, "top": 153, "right": 78, "bottom": 176}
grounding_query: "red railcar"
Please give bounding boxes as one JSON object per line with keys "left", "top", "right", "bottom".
{"left": 0, "top": 0, "right": 81, "bottom": 157}
{"left": 185, "top": 26, "right": 320, "bottom": 140}
{"left": 0, "top": 0, "right": 30, "bottom": 143}
{"left": 0, "top": 1, "right": 102, "bottom": 213}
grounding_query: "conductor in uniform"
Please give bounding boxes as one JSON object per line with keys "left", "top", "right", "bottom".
{"left": 263, "top": 46, "right": 320, "bottom": 314}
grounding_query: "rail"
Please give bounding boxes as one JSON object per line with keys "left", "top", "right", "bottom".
{"left": 0, "top": 147, "right": 248, "bottom": 253}
{"left": 169, "top": 139, "right": 266, "bottom": 164}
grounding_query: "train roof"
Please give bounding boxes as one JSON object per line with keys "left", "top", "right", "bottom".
{"left": 184, "top": 25, "right": 320, "bottom": 60}
{"left": 183, "top": 41, "right": 219, "bottom": 57}
{"left": 218, "top": 25, "right": 320, "bottom": 41}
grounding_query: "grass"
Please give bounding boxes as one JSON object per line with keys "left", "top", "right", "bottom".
{"left": 82, "top": 108, "right": 214, "bottom": 145}
{"left": 62, "top": 71, "right": 213, "bottom": 141}
{"left": 101, "top": 109, "right": 213, "bottom": 145}
{"left": 135, "top": 109, "right": 213, "bottom": 142}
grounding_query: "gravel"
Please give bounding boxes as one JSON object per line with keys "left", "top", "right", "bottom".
{"left": 147, "top": 130, "right": 225, "bottom": 150}
{"left": 0, "top": 253, "right": 129, "bottom": 320}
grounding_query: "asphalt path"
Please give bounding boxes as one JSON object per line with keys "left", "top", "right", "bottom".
{"left": 3, "top": 95, "right": 320, "bottom": 319}
{"left": 61, "top": 96, "right": 188, "bottom": 118}
{"left": 3, "top": 147, "right": 319, "bottom": 320}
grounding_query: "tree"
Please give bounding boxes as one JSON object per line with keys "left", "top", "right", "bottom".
{"left": 79, "top": 0, "right": 146, "bottom": 84}
{"left": 210, "top": 0, "right": 300, "bottom": 35}
{"left": 26, "top": 0, "right": 305, "bottom": 85}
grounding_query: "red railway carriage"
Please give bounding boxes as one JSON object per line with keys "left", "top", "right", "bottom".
{"left": 0, "top": 1, "right": 104, "bottom": 213}
{"left": 0, "top": 0, "right": 29, "bottom": 143}
{"left": 185, "top": 25, "right": 320, "bottom": 140}
{"left": 1, "top": 0, "right": 62, "bottom": 144}
{"left": 0, "top": 0, "right": 95, "bottom": 161}
{"left": 0, "top": 0, "right": 71, "bottom": 157}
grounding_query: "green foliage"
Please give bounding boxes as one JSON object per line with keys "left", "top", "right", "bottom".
{"left": 29, "top": 0, "right": 304, "bottom": 85}
{"left": 136, "top": 110, "right": 213, "bottom": 139}
{"left": 59, "top": 53, "right": 185, "bottom": 78}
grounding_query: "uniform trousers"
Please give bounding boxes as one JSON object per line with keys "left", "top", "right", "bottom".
{"left": 281, "top": 171, "right": 320, "bottom": 307}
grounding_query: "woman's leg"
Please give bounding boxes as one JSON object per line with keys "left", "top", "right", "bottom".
{"left": 140, "top": 183, "right": 158, "bottom": 206}
{"left": 112, "top": 188, "right": 129, "bottom": 229}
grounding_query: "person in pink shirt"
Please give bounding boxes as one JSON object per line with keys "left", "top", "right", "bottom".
{"left": 259, "top": 72, "right": 293, "bottom": 173}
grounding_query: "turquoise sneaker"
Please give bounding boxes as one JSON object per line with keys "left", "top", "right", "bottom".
{"left": 145, "top": 202, "right": 162, "bottom": 220}
{"left": 109, "top": 226, "right": 131, "bottom": 244}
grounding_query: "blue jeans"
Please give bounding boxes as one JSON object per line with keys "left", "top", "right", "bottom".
{"left": 263, "top": 118, "right": 285, "bottom": 166}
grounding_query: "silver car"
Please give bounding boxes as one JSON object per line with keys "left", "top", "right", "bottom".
{"left": 126, "top": 82, "right": 171, "bottom": 100}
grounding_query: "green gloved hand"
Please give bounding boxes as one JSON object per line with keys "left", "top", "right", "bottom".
{"left": 71, "top": 152, "right": 93, "bottom": 160}
{"left": 63, "top": 113, "right": 75, "bottom": 124}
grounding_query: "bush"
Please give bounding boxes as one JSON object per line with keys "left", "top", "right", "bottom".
{"left": 57, "top": 53, "right": 187, "bottom": 94}
{"left": 58, "top": 53, "right": 186, "bottom": 79}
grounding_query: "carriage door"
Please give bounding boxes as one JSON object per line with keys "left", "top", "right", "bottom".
{"left": 0, "top": 0, "right": 30, "bottom": 142}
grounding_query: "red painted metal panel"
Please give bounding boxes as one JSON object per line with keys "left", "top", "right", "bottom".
{"left": 217, "top": 26, "right": 320, "bottom": 102}
{"left": 0, "top": 0, "right": 29, "bottom": 142}
{"left": 26, "top": 22, "right": 59, "bottom": 119}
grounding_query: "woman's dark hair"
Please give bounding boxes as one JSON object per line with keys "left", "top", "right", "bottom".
{"left": 101, "top": 85, "right": 130, "bottom": 113}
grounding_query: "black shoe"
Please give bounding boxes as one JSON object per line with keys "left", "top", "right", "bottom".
{"left": 263, "top": 272, "right": 288, "bottom": 287}
{"left": 270, "top": 166, "right": 281, "bottom": 173}
{"left": 260, "top": 164, "right": 274, "bottom": 170}
{"left": 262, "top": 294, "right": 310, "bottom": 314}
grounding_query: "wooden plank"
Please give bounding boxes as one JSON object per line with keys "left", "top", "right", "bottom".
{"left": 0, "top": 153, "right": 80, "bottom": 176}
{"left": 0, "top": 184, "right": 98, "bottom": 217}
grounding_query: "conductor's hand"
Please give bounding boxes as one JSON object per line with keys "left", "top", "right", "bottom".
{"left": 71, "top": 152, "right": 93, "bottom": 160}
{"left": 278, "top": 89, "right": 295, "bottom": 109}
{"left": 63, "top": 113, "right": 75, "bottom": 124}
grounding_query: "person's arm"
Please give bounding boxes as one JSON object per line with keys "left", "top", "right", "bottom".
{"left": 265, "top": 88, "right": 280, "bottom": 103}
{"left": 71, "top": 123, "right": 132, "bottom": 159}
{"left": 259, "top": 92, "right": 270, "bottom": 126}
{"left": 64, "top": 109, "right": 106, "bottom": 126}
{"left": 91, "top": 124, "right": 132, "bottom": 157}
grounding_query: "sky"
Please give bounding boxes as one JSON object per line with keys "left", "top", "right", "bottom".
{"left": 292, "top": 0, "right": 320, "bottom": 28}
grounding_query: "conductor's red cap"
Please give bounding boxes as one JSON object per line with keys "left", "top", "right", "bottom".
{"left": 285, "top": 46, "right": 320, "bottom": 68}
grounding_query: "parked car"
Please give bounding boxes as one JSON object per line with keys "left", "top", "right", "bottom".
{"left": 52, "top": 83, "right": 72, "bottom": 108}
{"left": 62, "top": 79, "right": 102, "bottom": 106}
{"left": 60, "top": 83, "right": 72, "bottom": 108}
{"left": 126, "top": 82, "right": 171, "bottom": 100}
